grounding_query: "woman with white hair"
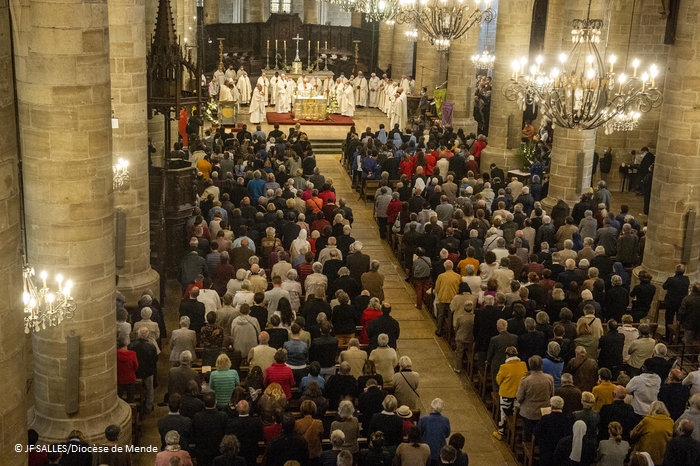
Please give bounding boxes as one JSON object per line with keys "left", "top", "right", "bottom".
{"left": 226, "top": 268, "right": 247, "bottom": 296}
{"left": 369, "top": 334, "right": 398, "bottom": 389}
{"left": 281, "top": 268, "right": 302, "bottom": 312}
{"left": 368, "top": 395, "right": 404, "bottom": 450}
{"left": 132, "top": 307, "right": 160, "bottom": 353}
{"left": 232, "top": 280, "right": 255, "bottom": 310}
{"left": 393, "top": 356, "right": 420, "bottom": 411}
{"left": 331, "top": 400, "right": 361, "bottom": 453}
{"left": 417, "top": 398, "right": 451, "bottom": 464}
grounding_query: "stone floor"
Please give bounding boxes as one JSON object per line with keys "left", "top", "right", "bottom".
{"left": 134, "top": 107, "right": 643, "bottom": 465}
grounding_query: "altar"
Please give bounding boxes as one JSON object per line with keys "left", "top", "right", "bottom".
{"left": 293, "top": 96, "right": 328, "bottom": 121}
{"left": 262, "top": 68, "right": 334, "bottom": 82}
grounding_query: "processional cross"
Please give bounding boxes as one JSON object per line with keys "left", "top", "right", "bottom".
{"left": 292, "top": 33, "right": 303, "bottom": 62}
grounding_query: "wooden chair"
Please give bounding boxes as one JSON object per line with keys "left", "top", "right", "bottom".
{"left": 477, "top": 367, "right": 491, "bottom": 403}
{"left": 505, "top": 406, "right": 522, "bottom": 451}
{"left": 363, "top": 180, "right": 380, "bottom": 204}
{"left": 522, "top": 440, "right": 538, "bottom": 466}
{"left": 465, "top": 343, "right": 476, "bottom": 382}
{"left": 490, "top": 391, "right": 500, "bottom": 424}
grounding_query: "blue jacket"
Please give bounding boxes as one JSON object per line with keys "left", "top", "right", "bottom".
{"left": 418, "top": 412, "right": 451, "bottom": 460}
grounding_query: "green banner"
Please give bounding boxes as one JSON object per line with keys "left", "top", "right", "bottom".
{"left": 433, "top": 88, "right": 447, "bottom": 116}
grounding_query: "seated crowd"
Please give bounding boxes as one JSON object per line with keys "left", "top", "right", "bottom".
{"left": 106, "top": 129, "right": 470, "bottom": 466}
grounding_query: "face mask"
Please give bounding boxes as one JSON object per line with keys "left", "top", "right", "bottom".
{"left": 604, "top": 149, "right": 608, "bottom": 153}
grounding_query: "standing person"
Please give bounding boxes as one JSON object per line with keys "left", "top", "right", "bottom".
{"left": 517, "top": 355, "right": 555, "bottom": 441}
{"left": 663, "top": 419, "right": 700, "bottom": 466}
{"left": 128, "top": 327, "right": 158, "bottom": 414}
{"left": 192, "top": 392, "right": 228, "bottom": 466}
{"left": 679, "top": 283, "right": 700, "bottom": 344}
{"left": 117, "top": 337, "right": 138, "bottom": 403}
{"left": 630, "top": 401, "right": 674, "bottom": 465}
{"left": 535, "top": 396, "right": 573, "bottom": 466}
{"left": 236, "top": 71, "right": 252, "bottom": 106}
{"left": 434, "top": 260, "right": 461, "bottom": 337}
{"left": 662, "top": 264, "right": 690, "bottom": 328}
{"left": 596, "top": 422, "right": 630, "bottom": 466}
{"left": 249, "top": 84, "right": 266, "bottom": 124}
{"left": 418, "top": 398, "right": 451, "bottom": 466}
{"left": 92, "top": 425, "right": 132, "bottom": 466}
{"left": 394, "top": 426, "right": 431, "bottom": 466}
{"left": 412, "top": 247, "right": 432, "bottom": 310}
{"left": 493, "top": 346, "right": 528, "bottom": 441}
{"left": 209, "top": 354, "right": 240, "bottom": 409}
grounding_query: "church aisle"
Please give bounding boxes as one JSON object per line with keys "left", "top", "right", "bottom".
{"left": 314, "top": 153, "right": 518, "bottom": 466}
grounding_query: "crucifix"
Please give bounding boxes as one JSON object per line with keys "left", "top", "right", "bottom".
{"left": 217, "top": 38, "right": 225, "bottom": 68}
{"left": 292, "top": 33, "right": 303, "bottom": 62}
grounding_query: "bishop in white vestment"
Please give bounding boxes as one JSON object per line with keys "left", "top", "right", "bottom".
{"left": 399, "top": 75, "right": 411, "bottom": 94}
{"left": 368, "top": 73, "right": 380, "bottom": 108}
{"left": 275, "top": 75, "right": 289, "bottom": 113}
{"left": 390, "top": 88, "right": 408, "bottom": 131}
{"left": 256, "top": 73, "right": 269, "bottom": 106}
{"left": 340, "top": 82, "right": 355, "bottom": 117}
{"left": 270, "top": 73, "right": 279, "bottom": 105}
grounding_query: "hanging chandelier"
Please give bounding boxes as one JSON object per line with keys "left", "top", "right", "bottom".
{"left": 471, "top": 49, "right": 495, "bottom": 70}
{"left": 392, "top": 0, "right": 494, "bottom": 51}
{"left": 503, "top": 1, "right": 662, "bottom": 132}
{"left": 23, "top": 265, "right": 76, "bottom": 333}
{"left": 363, "top": 0, "right": 395, "bottom": 21}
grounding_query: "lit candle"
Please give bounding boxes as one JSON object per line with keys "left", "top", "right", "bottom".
{"left": 325, "top": 41, "right": 328, "bottom": 51}
{"left": 608, "top": 54, "right": 616, "bottom": 74}
{"left": 632, "top": 58, "right": 639, "bottom": 77}
{"left": 317, "top": 40, "right": 320, "bottom": 52}
{"left": 267, "top": 39, "right": 270, "bottom": 48}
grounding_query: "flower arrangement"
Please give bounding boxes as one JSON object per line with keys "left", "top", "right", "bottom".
{"left": 203, "top": 99, "right": 219, "bottom": 126}
{"left": 327, "top": 92, "right": 339, "bottom": 114}
{"left": 515, "top": 142, "right": 538, "bottom": 171}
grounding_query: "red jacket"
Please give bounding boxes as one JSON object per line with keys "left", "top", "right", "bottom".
{"left": 473, "top": 140, "right": 487, "bottom": 159}
{"left": 264, "top": 363, "right": 296, "bottom": 399}
{"left": 360, "top": 308, "right": 383, "bottom": 344}
{"left": 117, "top": 349, "right": 139, "bottom": 385}
{"left": 400, "top": 159, "right": 413, "bottom": 178}
{"left": 386, "top": 199, "right": 403, "bottom": 224}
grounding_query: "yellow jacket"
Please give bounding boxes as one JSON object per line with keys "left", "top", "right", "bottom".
{"left": 592, "top": 380, "right": 616, "bottom": 412}
{"left": 631, "top": 413, "right": 673, "bottom": 465}
{"left": 435, "top": 270, "right": 461, "bottom": 304}
{"left": 496, "top": 358, "right": 528, "bottom": 398}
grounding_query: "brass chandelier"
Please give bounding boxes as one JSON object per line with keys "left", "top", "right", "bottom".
{"left": 503, "top": 1, "right": 662, "bottom": 132}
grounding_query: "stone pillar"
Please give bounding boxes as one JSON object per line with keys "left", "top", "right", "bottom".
{"left": 446, "top": 30, "right": 480, "bottom": 132}
{"left": 14, "top": 0, "right": 132, "bottom": 444}
{"left": 109, "top": 0, "right": 161, "bottom": 303}
{"left": 377, "top": 22, "right": 394, "bottom": 73}
{"left": 638, "top": 1, "right": 700, "bottom": 286}
{"left": 303, "top": 0, "right": 319, "bottom": 24}
{"left": 220, "top": 0, "right": 233, "bottom": 22}
{"left": 415, "top": 40, "right": 441, "bottom": 94}
{"left": 249, "top": 0, "right": 264, "bottom": 22}
{"left": 203, "top": 0, "right": 219, "bottom": 24}
{"left": 391, "top": 23, "right": 415, "bottom": 78}
{"left": 542, "top": 128, "right": 596, "bottom": 209}
{"left": 351, "top": 11, "right": 362, "bottom": 28}
{"left": 479, "top": 0, "right": 533, "bottom": 172}
{"left": 0, "top": 0, "right": 28, "bottom": 463}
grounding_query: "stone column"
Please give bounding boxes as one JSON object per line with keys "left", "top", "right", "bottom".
{"left": 249, "top": 0, "right": 265, "bottom": 22}
{"left": 391, "top": 23, "right": 415, "bottom": 78}
{"left": 204, "top": 0, "right": 219, "bottom": 24}
{"left": 542, "top": 128, "right": 596, "bottom": 209}
{"left": 351, "top": 11, "right": 362, "bottom": 28}
{"left": 377, "top": 22, "right": 394, "bottom": 73}
{"left": 304, "top": 0, "right": 319, "bottom": 24}
{"left": 109, "top": 0, "right": 161, "bottom": 303}
{"left": 638, "top": 1, "right": 700, "bottom": 285}
{"left": 446, "top": 30, "right": 480, "bottom": 132}
{"left": 479, "top": 0, "right": 533, "bottom": 172}
{"left": 0, "top": 0, "right": 28, "bottom": 462}
{"left": 14, "top": 0, "right": 131, "bottom": 444}
{"left": 415, "top": 40, "right": 441, "bottom": 94}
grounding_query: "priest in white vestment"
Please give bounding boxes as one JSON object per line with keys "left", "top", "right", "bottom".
{"left": 390, "top": 88, "right": 408, "bottom": 131}
{"left": 236, "top": 66, "right": 246, "bottom": 79}
{"left": 218, "top": 80, "right": 234, "bottom": 102}
{"left": 399, "top": 75, "right": 411, "bottom": 94}
{"left": 340, "top": 82, "right": 355, "bottom": 117}
{"left": 224, "top": 65, "right": 235, "bottom": 82}
{"left": 237, "top": 72, "right": 252, "bottom": 105}
{"left": 287, "top": 77, "right": 297, "bottom": 108}
{"left": 270, "top": 72, "right": 280, "bottom": 106}
{"left": 296, "top": 73, "right": 308, "bottom": 88}
{"left": 368, "top": 73, "right": 380, "bottom": 108}
{"left": 275, "top": 75, "right": 289, "bottom": 113}
{"left": 249, "top": 84, "right": 267, "bottom": 124}
{"left": 354, "top": 71, "right": 368, "bottom": 107}
{"left": 256, "top": 72, "right": 269, "bottom": 106}
{"left": 309, "top": 76, "right": 322, "bottom": 96}
{"left": 298, "top": 79, "right": 311, "bottom": 97}
{"left": 384, "top": 81, "right": 396, "bottom": 114}
{"left": 323, "top": 77, "right": 334, "bottom": 99}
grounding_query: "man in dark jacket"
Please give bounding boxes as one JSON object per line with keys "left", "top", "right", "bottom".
{"left": 358, "top": 379, "right": 388, "bottom": 436}
{"left": 346, "top": 242, "right": 371, "bottom": 283}
{"left": 486, "top": 319, "right": 519, "bottom": 390}
{"left": 366, "top": 303, "right": 400, "bottom": 350}
{"left": 679, "top": 283, "right": 700, "bottom": 344}
{"left": 664, "top": 419, "right": 700, "bottom": 466}
{"left": 474, "top": 295, "right": 503, "bottom": 369}
{"left": 157, "top": 394, "right": 191, "bottom": 451}
{"left": 128, "top": 327, "right": 158, "bottom": 413}
{"left": 598, "top": 320, "right": 625, "bottom": 378}
{"left": 309, "top": 321, "right": 339, "bottom": 378}
{"left": 534, "top": 395, "right": 572, "bottom": 466}
{"left": 598, "top": 385, "right": 637, "bottom": 442}
{"left": 192, "top": 392, "right": 228, "bottom": 466}
{"left": 179, "top": 287, "right": 206, "bottom": 335}
{"left": 264, "top": 413, "right": 310, "bottom": 466}
{"left": 663, "top": 264, "right": 690, "bottom": 327}
{"left": 226, "top": 400, "right": 264, "bottom": 466}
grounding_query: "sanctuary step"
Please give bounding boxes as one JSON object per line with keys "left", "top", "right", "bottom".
{"left": 312, "top": 138, "right": 344, "bottom": 154}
